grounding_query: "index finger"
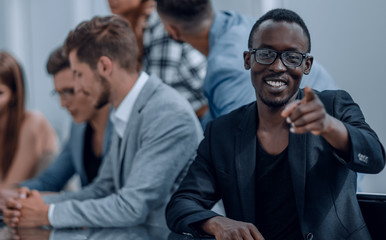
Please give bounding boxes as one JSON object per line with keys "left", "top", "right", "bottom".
{"left": 18, "top": 187, "right": 30, "bottom": 199}
{"left": 303, "top": 86, "right": 316, "bottom": 103}
{"left": 281, "top": 100, "right": 301, "bottom": 118}
{"left": 2, "top": 205, "right": 20, "bottom": 219}
{"left": 5, "top": 199, "right": 21, "bottom": 210}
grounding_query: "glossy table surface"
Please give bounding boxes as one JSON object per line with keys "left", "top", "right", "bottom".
{"left": 0, "top": 223, "right": 215, "bottom": 240}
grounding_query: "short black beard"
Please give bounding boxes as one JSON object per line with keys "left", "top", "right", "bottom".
{"left": 95, "top": 74, "right": 110, "bottom": 109}
{"left": 258, "top": 90, "right": 296, "bottom": 109}
{"left": 259, "top": 96, "right": 289, "bottom": 108}
{"left": 95, "top": 96, "right": 109, "bottom": 109}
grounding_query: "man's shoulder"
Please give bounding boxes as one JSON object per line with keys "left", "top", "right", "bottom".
{"left": 213, "top": 11, "right": 255, "bottom": 33}
{"left": 147, "top": 74, "right": 187, "bottom": 99}
{"left": 210, "top": 11, "right": 253, "bottom": 48}
{"left": 315, "top": 89, "right": 352, "bottom": 101}
{"left": 141, "top": 75, "right": 197, "bottom": 116}
{"left": 129, "top": 75, "right": 202, "bottom": 144}
{"left": 210, "top": 26, "right": 249, "bottom": 51}
{"left": 311, "top": 89, "right": 355, "bottom": 115}
{"left": 206, "top": 41, "right": 248, "bottom": 81}
{"left": 204, "top": 53, "right": 251, "bottom": 101}
{"left": 208, "top": 12, "right": 251, "bottom": 77}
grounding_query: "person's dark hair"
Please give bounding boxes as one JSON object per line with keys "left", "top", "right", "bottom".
{"left": 248, "top": 8, "right": 311, "bottom": 53}
{"left": 0, "top": 51, "right": 26, "bottom": 177}
{"left": 46, "top": 46, "right": 70, "bottom": 75}
{"left": 156, "top": 0, "right": 212, "bottom": 25}
{"left": 64, "top": 15, "right": 138, "bottom": 72}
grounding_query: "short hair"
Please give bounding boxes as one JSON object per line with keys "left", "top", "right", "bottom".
{"left": 248, "top": 8, "right": 311, "bottom": 53}
{"left": 46, "top": 46, "right": 70, "bottom": 75}
{"left": 156, "top": 0, "right": 212, "bottom": 31}
{"left": 64, "top": 15, "right": 138, "bottom": 72}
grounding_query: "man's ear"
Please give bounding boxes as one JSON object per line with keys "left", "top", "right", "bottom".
{"left": 244, "top": 51, "right": 252, "bottom": 70}
{"left": 97, "top": 56, "right": 113, "bottom": 76}
{"left": 303, "top": 55, "right": 314, "bottom": 75}
{"left": 163, "top": 23, "right": 182, "bottom": 42}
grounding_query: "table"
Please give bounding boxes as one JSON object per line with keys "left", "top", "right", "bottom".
{"left": 0, "top": 223, "right": 215, "bottom": 240}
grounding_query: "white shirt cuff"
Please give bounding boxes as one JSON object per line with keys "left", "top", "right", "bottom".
{"left": 48, "top": 204, "right": 55, "bottom": 225}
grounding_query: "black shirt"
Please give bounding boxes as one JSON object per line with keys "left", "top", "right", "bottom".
{"left": 83, "top": 123, "right": 102, "bottom": 183}
{"left": 255, "top": 139, "right": 303, "bottom": 240}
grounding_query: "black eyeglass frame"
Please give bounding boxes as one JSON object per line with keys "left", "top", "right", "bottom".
{"left": 51, "top": 88, "right": 75, "bottom": 98}
{"left": 249, "top": 48, "right": 310, "bottom": 68}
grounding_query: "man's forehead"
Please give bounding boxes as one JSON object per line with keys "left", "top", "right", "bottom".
{"left": 68, "top": 51, "right": 89, "bottom": 72}
{"left": 53, "top": 79, "right": 74, "bottom": 90}
{"left": 252, "top": 20, "right": 308, "bottom": 47}
{"left": 53, "top": 68, "right": 74, "bottom": 87}
{"left": 68, "top": 50, "right": 79, "bottom": 62}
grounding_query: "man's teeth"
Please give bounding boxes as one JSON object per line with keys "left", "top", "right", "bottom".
{"left": 267, "top": 81, "right": 285, "bottom": 87}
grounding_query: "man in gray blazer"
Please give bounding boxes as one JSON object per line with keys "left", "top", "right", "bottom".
{"left": 3, "top": 15, "right": 202, "bottom": 228}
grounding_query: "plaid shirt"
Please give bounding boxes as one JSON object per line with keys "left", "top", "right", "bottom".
{"left": 142, "top": 11, "right": 207, "bottom": 111}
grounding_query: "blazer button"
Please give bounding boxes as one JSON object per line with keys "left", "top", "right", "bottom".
{"left": 306, "top": 233, "right": 314, "bottom": 240}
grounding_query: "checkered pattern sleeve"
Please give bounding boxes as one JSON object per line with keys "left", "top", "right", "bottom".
{"left": 142, "top": 11, "right": 207, "bottom": 111}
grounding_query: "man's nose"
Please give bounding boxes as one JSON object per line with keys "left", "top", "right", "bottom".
{"left": 269, "top": 55, "right": 287, "bottom": 72}
{"left": 73, "top": 79, "right": 83, "bottom": 93}
{"left": 60, "top": 96, "right": 71, "bottom": 109}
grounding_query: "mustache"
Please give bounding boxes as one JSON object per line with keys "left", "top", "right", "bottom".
{"left": 262, "top": 73, "right": 289, "bottom": 81}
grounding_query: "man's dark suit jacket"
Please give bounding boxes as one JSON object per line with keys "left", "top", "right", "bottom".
{"left": 166, "top": 89, "right": 385, "bottom": 240}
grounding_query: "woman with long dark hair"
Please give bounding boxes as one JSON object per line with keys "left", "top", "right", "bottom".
{"left": 0, "top": 51, "right": 57, "bottom": 187}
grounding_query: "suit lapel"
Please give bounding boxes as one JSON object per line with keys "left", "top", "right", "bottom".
{"left": 115, "top": 75, "right": 161, "bottom": 186}
{"left": 235, "top": 91, "right": 307, "bottom": 224}
{"left": 288, "top": 132, "right": 307, "bottom": 225}
{"left": 288, "top": 89, "right": 307, "bottom": 224}
{"left": 72, "top": 123, "right": 88, "bottom": 184}
{"left": 111, "top": 133, "right": 121, "bottom": 188}
{"left": 235, "top": 102, "right": 258, "bottom": 223}
{"left": 102, "top": 110, "right": 113, "bottom": 159}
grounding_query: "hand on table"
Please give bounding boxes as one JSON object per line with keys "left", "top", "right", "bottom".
{"left": 3, "top": 189, "right": 50, "bottom": 228}
{"left": 0, "top": 188, "right": 18, "bottom": 211}
{"left": 201, "top": 216, "right": 265, "bottom": 240}
{"left": 7, "top": 227, "right": 51, "bottom": 240}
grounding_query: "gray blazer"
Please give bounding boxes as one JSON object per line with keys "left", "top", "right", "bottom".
{"left": 43, "top": 74, "right": 203, "bottom": 228}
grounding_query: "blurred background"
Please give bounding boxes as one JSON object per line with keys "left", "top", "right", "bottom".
{"left": 0, "top": 0, "right": 385, "bottom": 192}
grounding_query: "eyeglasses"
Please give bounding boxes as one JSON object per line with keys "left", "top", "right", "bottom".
{"left": 250, "top": 48, "right": 309, "bottom": 68}
{"left": 51, "top": 88, "right": 75, "bottom": 99}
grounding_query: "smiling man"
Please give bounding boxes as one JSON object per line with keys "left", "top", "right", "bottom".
{"left": 165, "top": 9, "right": 385, "bottom": 240}
{"left": 3, "top": 15, "right": 202, "bottom": 229}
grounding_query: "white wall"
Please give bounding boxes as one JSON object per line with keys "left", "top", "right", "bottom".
{"left": 279, "top": 0, "right": 386, "bottom": 193}
{"left": 0, "top": 0, "right": 111, "bottom": 144}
